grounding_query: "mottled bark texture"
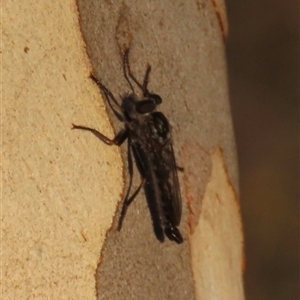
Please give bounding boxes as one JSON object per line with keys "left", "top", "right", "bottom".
{"left": 3, "top": 0, "right": 244, "bottom": 299}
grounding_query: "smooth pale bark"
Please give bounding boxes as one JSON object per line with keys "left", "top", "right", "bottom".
{"left": 3, "top": 0, "right": 244, "bottom": 299}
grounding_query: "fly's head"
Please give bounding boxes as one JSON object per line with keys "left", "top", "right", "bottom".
{"left": 121, "top": 93, "right": 162, "bottom": 122}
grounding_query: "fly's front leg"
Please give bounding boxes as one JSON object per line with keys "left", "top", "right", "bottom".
{"left": 123, "top": 48, "right": 151, "bottom": 94}
{"left": 72, "top": 124, "right": 128, "bottom": 146}
{"left": 90, "top": 75, "right": 124, "bottom": 122}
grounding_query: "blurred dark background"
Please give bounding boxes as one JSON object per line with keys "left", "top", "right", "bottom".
{"left": 225, "top": 1, "right": 299, "bottom": 299}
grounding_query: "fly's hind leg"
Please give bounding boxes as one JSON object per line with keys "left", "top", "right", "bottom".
{"left": 118, "top": 178, "right": 146, "bottom": 230}
{"left": 117, "top": 138, "right": 145, "bottom": 230}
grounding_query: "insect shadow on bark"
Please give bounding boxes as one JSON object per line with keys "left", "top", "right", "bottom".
{"left": 72, "top": 48, "right": 183, "bottom": 244}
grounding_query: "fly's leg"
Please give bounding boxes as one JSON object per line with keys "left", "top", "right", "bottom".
{"left": 118, "top": 178, "right": 146, "bottom": 230}
{"left": 72, "top": 124, "right": 128, "bottom": 146}
{"left": 90, "top": 74, "right": 124, "bottom": 122}
{"left": 123, "top": 48, "right": 152, "bottom": 96}
{"left": 122, "top": 49, "right": 135, "bottom": 93}
{"left": 118, "top": 138, "right": 145, "bottom": 230}
{"left": 176, "top": 166, "right": 184, "bottom": 172}
{"left": 72, "top": 123, "right": 145, "bottom": 232}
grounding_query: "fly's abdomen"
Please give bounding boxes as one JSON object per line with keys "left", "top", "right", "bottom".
{"left": 131, "top": 141, "right": 166, "bottom": 242}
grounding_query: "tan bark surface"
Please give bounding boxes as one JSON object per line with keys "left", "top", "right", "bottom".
{"left": 3, "top": 0, "right": 244, "bottom": 299}
{"left": 3, "top": 1, "right": 122, "bottom": 299}
{"left": 190, "top": 148, "right": 244, "bottom": 299}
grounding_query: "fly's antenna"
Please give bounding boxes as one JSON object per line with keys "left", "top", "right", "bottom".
{"left": 142, "top": 64, "right": 151, "bottom": 96}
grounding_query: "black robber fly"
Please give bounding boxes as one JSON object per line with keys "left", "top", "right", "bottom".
{"left": 72, "top": 48, "right": 183, "bottom": 244}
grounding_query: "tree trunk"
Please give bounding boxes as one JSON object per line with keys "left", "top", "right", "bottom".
{"left": 3, "top": 0, "right": 244, "bottom": 299}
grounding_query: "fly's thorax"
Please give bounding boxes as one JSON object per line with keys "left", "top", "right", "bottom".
{"left": 148, "top": 112, "right": 171, "bottom": 145}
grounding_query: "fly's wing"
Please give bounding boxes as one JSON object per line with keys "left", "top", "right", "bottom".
{"left": 159, "top": 137, "right": 182, "bottom": 226}
{"left": 130, "top": 140, "right": 165, "bottom": 242}
{"left": 148, "top": 112, "right": 182, "bottom": 226}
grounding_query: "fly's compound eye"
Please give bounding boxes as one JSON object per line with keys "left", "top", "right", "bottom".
{"left": 136, "top": 100, "right": 156, "bottom": 114}
{"left": 149, "top": 94, "right": 162, "bottom": 105}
